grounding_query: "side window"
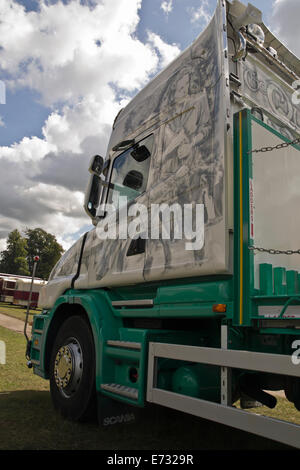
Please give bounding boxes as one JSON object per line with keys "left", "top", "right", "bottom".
{"left": 107, "top": 134, "right": 153, "bottom": 210}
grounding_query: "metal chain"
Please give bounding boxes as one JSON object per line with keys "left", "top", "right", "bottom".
{"left": 248, "top": 137, "right": 300, "bottom": 154}
{"left": 249, "top": 246, "right": 300, "bottom": 255}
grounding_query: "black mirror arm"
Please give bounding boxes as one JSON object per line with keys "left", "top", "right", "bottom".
{"left": 89, "top": 154, "right": 104, "bottom": 177}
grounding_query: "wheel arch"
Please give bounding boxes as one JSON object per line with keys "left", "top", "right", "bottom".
{"left": 44, "top": 303, "right": 87, "bottom": 375}
{"left": 43, "top": 292, "right": 112, "bottom": 383}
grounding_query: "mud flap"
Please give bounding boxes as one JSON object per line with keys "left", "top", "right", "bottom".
{"left": 97, "top": 395, "right": 138, "bottom": 426}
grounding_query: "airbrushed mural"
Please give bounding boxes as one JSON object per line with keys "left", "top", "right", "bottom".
{"left": 39, "top": 0, "right": 300, "bottom": 310}
{"left": 241, "top": 58, "right": 300, "bottom": 140}
{"left": 87, "top": 1, "right": 229, "bottom": 288}
{"left": 48, "top": 240, "right": 81, "bottom": 281}
{"left": 39, "top": 1, "right": 229, "bottom": 308}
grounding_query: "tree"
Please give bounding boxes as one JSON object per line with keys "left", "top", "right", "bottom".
{"left": 25, "top": 228, "right": 64, "bottom": 280}
{"left": 14, "top": 257, "right": 30, "bottom": 276}
{"left": 0, "top": 229, "right": 30, "bottom": 275}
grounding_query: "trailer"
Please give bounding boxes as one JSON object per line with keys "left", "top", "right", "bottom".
{"left": 28, "top": 0, "right": 300, "bottom": 448}
{"left": 13, "top": 278, "right": 46, "bottom": 309}
{"left": 0, "top": 273, "right": 44, "bottom": 304}
{"left": 0, "top": 277, "right": 17, "bottom": 303}
{"left": 0, "top": 276, "right": 5, "bottom": 300}
{"left": 0, "top": 273, "right": 42, "bottom": 280}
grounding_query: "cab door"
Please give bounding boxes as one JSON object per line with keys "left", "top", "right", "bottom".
{"left": 86, "top": 134, "right": 154, "bottom": 287}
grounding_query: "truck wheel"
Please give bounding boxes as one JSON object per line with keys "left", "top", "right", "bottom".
{"left": 49, "top": 315, "right": 96, "bottom": 421}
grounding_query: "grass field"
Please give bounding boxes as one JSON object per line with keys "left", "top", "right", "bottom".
{"left": 0, "top": 302, "right": 41, "bottom": 324}
{"left": 1, "top": 325, "right": 299, "bottom": 450}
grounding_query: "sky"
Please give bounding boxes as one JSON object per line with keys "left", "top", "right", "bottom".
{"left": 0, "top": 0, "right": 299, "bottom": 253}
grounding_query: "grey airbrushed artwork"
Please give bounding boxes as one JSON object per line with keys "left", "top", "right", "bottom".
{"left": 39, "top": 0, "right": 300, "bottom": 309}
{"left": 40, "top": 3, "right": 229, "bottom": 308}
{"left": 241, "top": 58, "right": 300, "bottom": 139}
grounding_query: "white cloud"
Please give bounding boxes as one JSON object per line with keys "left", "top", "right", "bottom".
{"left": 41, "top": 94, "right": 115, "bottom": 154}
{"left": 161, "top": 1, "right": 173, "bottom": 15}
{"left": 0, "top": 0, "right": 158, "bottom": 105}
{"left": 270, "top": 0, "right": 300, "bottom": 57}
{"left": 0, "top": 135, "right": 55, "bottom": 164}
{"left": 188, "top": 1, "right": 211, "bottom": 26}
{"left": 0, "top": 0, "right": 181, "bottom": 250}
{"left": 147, "top": 32, "right": 180, "bottom": 69}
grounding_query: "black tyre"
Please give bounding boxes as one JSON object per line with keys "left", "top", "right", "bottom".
{"left": 49, "top": 315, "right": 96, "bottom": 421}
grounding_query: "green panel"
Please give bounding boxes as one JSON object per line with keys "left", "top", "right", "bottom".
{"left": 259, "top": 263, "right": 273, "bottom": 295}
{"left": 274, "top": 267, "right": 287, "bottom": 296}
{"left": 31, "top": 313, "right": 49, "bottom": 378}
{"left": 286, "top": 271, "right": 299, "bottom": 295}
{"left": 104, "top": 346, "right": 140, "bottom": 362}
{"left": 256, "top": 263, "right": 300, "bottom": 298}
{"left": 156, "top": 279, "right": 233, "bottom": 304}
{"left": 233, "top": 109, "right": 253, "bottom": 326}
{"left": 112, "top": 278, "right": 234, "bottom": 319}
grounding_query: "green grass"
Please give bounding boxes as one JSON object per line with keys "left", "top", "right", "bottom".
{"left": 236, "top": 396, "right": 300, "bottom": 425}
{"left": 0, "top": 302, "right": 41, "bottom": 324}
{"left": 0, "top": 325, "right": 297, "bottom": 450}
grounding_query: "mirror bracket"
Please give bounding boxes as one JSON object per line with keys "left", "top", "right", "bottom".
{"left": 89, "top": 154, "right": 104, "bottom": 177}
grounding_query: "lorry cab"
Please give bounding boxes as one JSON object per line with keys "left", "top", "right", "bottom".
{"left": 31, "top": 0, "right": 300, "bottom": 447}
{"left": 39, "top": 0, "right": 300, "bottom": 310}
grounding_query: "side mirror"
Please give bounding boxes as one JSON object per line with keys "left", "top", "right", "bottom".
{"left": 89, "top": 154, "right": 104, "bottom": 177}
{"left": 84, "top": 174, "right": 101, "bottom": 222}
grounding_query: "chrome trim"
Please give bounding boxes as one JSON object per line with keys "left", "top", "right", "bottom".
{"left": 106, "top": 340, "right": 142, "bottom": 350}
{"left": 112, "top": 299, "right": 154, "bottom": 308}
{"left": 101, "top": 383, "right": 138, "bottom": 400}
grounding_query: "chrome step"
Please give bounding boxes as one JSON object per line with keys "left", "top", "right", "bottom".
{"left": 101, "top": 383, "right": 139, "bottom": 400}
{"left": 106, "top": 340, "right": 142, "bottom": 350}
{"left": 112, "top": 299, "right": 153, "bottom": 308}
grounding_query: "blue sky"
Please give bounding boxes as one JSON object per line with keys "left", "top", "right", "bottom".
{"left": 0, "top": 0, "right": 299, "bottom": 251}
{"left": 0, "top": 0, "right": 275, "bottom": 148}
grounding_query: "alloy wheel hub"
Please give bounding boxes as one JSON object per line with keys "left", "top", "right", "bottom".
{"left": 54, "top": 339, "right": 83, "bottom": 397}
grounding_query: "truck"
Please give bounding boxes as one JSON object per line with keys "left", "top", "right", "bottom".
{"left": 27, "top": 0, "right": 300, "bottom": 448}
